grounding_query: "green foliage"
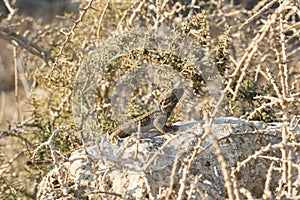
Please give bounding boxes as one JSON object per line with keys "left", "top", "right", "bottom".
{"left": 0, "top": 176, "right": 18, "bottom": 200}
{"left": 0, "top": 0, "right": 299, "bottom": 199}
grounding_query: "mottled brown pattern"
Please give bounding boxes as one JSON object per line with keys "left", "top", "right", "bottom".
{"left": 109, "top": 88, "right": 184, "bottom": 140}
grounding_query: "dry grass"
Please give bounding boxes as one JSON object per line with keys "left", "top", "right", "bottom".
{"left": 0, "top": 0, "right": 299, "bottom": 199}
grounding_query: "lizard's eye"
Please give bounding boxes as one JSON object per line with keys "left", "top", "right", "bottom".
{"left": 162, "top": 99, "right": 170, "bottom": 106}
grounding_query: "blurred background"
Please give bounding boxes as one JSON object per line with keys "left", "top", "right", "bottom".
{"left": 0, "top": 0, "right": 80, "bottom": 124}
{"left": 0, "top": 0, "right": 266, "bottom": 126}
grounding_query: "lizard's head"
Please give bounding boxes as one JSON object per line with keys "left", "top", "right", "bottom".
{"left": 159, "top": 88, "right": 184, "bottom": 114}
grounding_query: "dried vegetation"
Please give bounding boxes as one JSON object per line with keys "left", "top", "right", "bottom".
{"left": 0, "top": 0, "right": 299, "bottom": 199}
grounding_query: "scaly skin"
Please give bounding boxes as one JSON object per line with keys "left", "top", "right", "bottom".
{"left": 109, "top": 88, "right": 184, "bottom": 141}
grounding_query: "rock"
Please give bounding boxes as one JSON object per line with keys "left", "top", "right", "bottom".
{"left": 37, "top": 117, "right": 300, "bottom": 199}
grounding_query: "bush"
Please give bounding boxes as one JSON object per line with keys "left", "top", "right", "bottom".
{"left": 0, "top": 0, "right": 299, "bottom": 199}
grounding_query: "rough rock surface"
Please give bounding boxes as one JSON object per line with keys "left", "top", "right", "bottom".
{"left": 37, "top": 117, "right": 300, "bottom": 199}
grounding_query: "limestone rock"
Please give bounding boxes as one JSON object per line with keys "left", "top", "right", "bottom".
{"left": 37, "top": 117, "right": 300, "bottom": 199}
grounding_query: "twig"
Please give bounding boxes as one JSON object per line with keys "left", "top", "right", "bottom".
{"left": 239, "top": 187, "right": 254, "bottom": 199}
{"left": 204, "top": 120, "right": 235, "bottom": 200}
{"left": 239, "top": 0, "right": 278, "bottom": 29}
{"left": 33, "top": 126, "right": 71, "bottom": 195}
{"left": 232, "top": 142, "right": 300, "bottom": 174}
{"left": 3, "top": 0, "right": 16, "bottom": 21}
{"left": 97, "top": 0, "right": 111, "bottom": 42}
{"left": 134, "top": 120, "right": 141, "bottom": 159}
{"left": 54, "top": 0, "right": 96, "bottom": 67}
{"left": 143, "top": 133, "right": 181, "bottom": 171}
{"left": 0, "top": 27, "right": 52, "bottom": 62}
{"left": 262, "top": 162, "right": 274, "bottom": 199}
{"left": 117, "top": 0, "right": 146, "bottom": 32}
{"left": 13, "top": 44, "right": 20, "bottom": 121}
{"left": 89, "top": 190, "right": 123, "bottom": 198}
{"left": 0, "top": 91, "right": 5, "bottom": 124}
{"left": 165, "top": 154, "right": 180, "bottom": 199}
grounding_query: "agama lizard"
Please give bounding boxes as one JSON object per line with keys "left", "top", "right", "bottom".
{"left": 109, "top": 88, "right": 184, "bottom": 141}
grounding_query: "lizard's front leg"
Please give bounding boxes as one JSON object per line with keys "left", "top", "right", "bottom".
{"left": 153, "top": 114, "right": 180, "bottom": 135}
{"left": 153, "top": 114, "right": 168, "bottom": 134}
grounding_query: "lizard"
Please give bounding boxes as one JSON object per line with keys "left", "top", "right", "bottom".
{"left": 109, "top": 88, "right": 184, "bottom": 141}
